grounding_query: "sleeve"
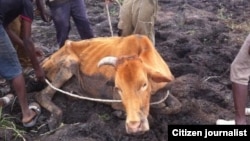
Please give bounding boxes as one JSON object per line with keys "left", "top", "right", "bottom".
{"left": 20, "top": 0, "right": 34, "bottom": 23}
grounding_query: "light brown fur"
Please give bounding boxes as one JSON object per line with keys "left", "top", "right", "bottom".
{"left": 37, "top": 34, "right": 179, "bottom": 134}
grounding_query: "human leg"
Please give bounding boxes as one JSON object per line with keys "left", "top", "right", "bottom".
{"left": 71, "top": 0, "right": 94, "bottom": 39}
{"left": 230, "top": 34, "right": 250, "bottom": 125}
{"left": 117, "top": 0, "right": 134, "bottom": 36}
{"left": 11, "top": 74, "right": 38, "bottom": 124}
{"left": 0, "top": 25, "right": 38, "bottom": 126}
{"left": 232, "top": 82, "right": 248, "bottom": 124}
{"left": 49, "top": 3, "right": 71, "bottom": 47}
{"left": 132, "top": 0, "right": 157, "bottom": 45}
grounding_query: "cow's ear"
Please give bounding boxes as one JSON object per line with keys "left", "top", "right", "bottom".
{"left": 149, "top": 71, "right": 173, "bottom": 83}
{"left": 144, "top": 64, "right": 174, "bottom": 83}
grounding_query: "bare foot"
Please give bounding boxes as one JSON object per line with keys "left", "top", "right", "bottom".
{"left": 22, "top": 109, "right": 37, "bottom": 124}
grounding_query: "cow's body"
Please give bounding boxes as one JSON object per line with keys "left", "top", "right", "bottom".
{"left": 36, "top": 35, "right": 180, "bottom": 134}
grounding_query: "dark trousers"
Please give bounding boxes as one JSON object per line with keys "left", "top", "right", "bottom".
{"left": 49, "top": 0, "right": 94, "bottom": 47}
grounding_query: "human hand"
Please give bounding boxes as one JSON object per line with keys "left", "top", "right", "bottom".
{"left": 35, "top": 47, "right": 44, "bottom": 57}
{"left": 34, "top": 67, "right": 45, "bottom": 82}
{"left": 35, "top": 47, "right": 45, "bottom": 62}
{"left": 36, "top": 0, "right": 52, "bottom": 22}
{"left": 40, "top": 9, "right": 52, "bottom": 22}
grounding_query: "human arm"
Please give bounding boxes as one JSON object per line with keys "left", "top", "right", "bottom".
{"left": 36, "top": 0, "right": 51, "bottom": 22}
{"left": 5, "top": 24, "right": 24, "bottom": 49}
{"left": 249, "top": 45, "right": 250, "bottom": 55}
{"left": 5, "top": 20, "right": 45, "bottom": 63}
{"left": 21, "top": 19, "right": 45, "bottom": 82}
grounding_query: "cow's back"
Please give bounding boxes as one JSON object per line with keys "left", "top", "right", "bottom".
{"left": 66, "top": 34, "right": 171, "bottom": 80}
{"left": 42, "top": 34, "right": 173, "bottom": 96}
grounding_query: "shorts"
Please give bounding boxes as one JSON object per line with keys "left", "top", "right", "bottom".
{"left": 230, "top": 34, "right": 250, "bottom": 85}
{"left": 0, "top": 25, "right": 22, "bottom": 80}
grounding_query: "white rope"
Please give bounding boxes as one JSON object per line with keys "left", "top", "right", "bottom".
{"left": 45, "top": 79, "right": 169, "bottom": 105}
{"left": 45, "top": 79, "right": 121, "bottom": 103}
{"left": 105, "top": 0, "right": 122, "bottom": 37}
{"left": 105, "top": 2, "right": 114, "bottom": 37}
{"left": 150, "top": 90, "right": 170, "bottom": 105}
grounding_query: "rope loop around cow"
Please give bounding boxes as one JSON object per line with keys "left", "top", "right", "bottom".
{"left": 150, "top": 90, "right": 170, "bottom": 105}
{"left": 45, "top": 79, "right": 121, "bottom": 103}
{"left": 45, "top": 79, "right": 169, "bottom": 105}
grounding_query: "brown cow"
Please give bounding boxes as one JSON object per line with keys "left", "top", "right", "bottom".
{"left": 36, "top": 34, "right": 180, "bottom": 134}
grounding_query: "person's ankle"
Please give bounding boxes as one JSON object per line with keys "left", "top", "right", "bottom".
{"left": 235, "top": 117, "right": 247, "bottom": 125}
{"left": 235, "top": 120, "right": 247, "bottom": 125}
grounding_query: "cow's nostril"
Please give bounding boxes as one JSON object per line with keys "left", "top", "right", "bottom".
{"left": 127, "top": 121, "right": 141, "bottom": 131}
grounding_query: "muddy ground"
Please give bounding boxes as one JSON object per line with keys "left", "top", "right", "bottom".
{"left": 1, "top": 0, "right": 250, "bottom": 141}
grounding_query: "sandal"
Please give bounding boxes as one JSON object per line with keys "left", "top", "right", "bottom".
{"left": 23, "top": 102, "right": 41, "bottom": 127}
{"left": 0, "top": 94, "right": 14, "bottom": 108}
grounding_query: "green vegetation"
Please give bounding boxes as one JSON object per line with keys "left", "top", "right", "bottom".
{"left": 98, "top": 113, "right": 111, "bottom": 121}
{"left": 0, "top": 108, "right": 26, "bottom": 141}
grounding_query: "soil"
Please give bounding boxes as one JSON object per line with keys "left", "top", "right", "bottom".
{"left": 1, "top": 0, "right": 250, "bottom": 141}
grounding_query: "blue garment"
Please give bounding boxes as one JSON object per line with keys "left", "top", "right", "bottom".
{"left": 0, "top": 0, "right": 33, "bottom": 80}
{"left": 48, "top": 0, "right": 94, "bottom": 47}
{"left": 0, "top": 0, "right": 33, "bottom": 26}
{"left": 0, "top": 25, "right": 22, "bottom": 80}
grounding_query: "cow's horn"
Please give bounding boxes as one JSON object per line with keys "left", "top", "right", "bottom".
{"left": 98, "top": 56, "right": 118, "bottom": 67}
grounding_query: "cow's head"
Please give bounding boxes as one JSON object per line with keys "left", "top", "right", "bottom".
{"left": 98, "top": 55, "right": 172, "bottom": 134}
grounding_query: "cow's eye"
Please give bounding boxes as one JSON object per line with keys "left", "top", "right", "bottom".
{"left": 141, "top": 83, "right": 147, "bottom": 91}
{"left": 115, "top": 87, "right": 122, "bottom": 95}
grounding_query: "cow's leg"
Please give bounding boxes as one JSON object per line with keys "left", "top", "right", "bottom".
{"left": 111, "top": 104, "right": 126, "bottom": 119}
{"left": 111, "top": 92, "right": 126, "bottom": 119}
{"left": 35, "top": 59, "right": 78, "bottom": 130}
{"left": 160, "top": 94, "right": 182, "bottom": 114}
{"left": 151, "top": 88, "right": 182, "bottom": 115}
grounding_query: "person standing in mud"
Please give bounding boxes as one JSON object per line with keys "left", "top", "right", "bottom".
{"left": 105, "top": 0, "right": 158, "bottom": 45}
{"left": 37, "top": 0, "right": 95, "bottom": 48}
{"left": 0, "top": 0, "right": 46, "bottom": 127}
{"left": 230, "top": 34, "right": 250, "bottom": 125}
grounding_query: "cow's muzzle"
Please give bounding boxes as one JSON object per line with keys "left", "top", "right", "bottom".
{"left": 125, "top": 118, "right": 149, "bottom": 134}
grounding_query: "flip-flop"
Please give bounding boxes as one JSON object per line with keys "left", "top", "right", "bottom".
{"left": 245, "top": 108, "right": 250, "bottom": 115}
{"left": 216, "top": 108, "right": 250, "bottom": 125}
{"left": 23, "top": 102, "right": 41, "bottom": 127}
{"left": 0, "top": 94, "right": 14, "bottom": 107}
{"left": 216, "top": 119, "right": 235, "bottom": 125}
